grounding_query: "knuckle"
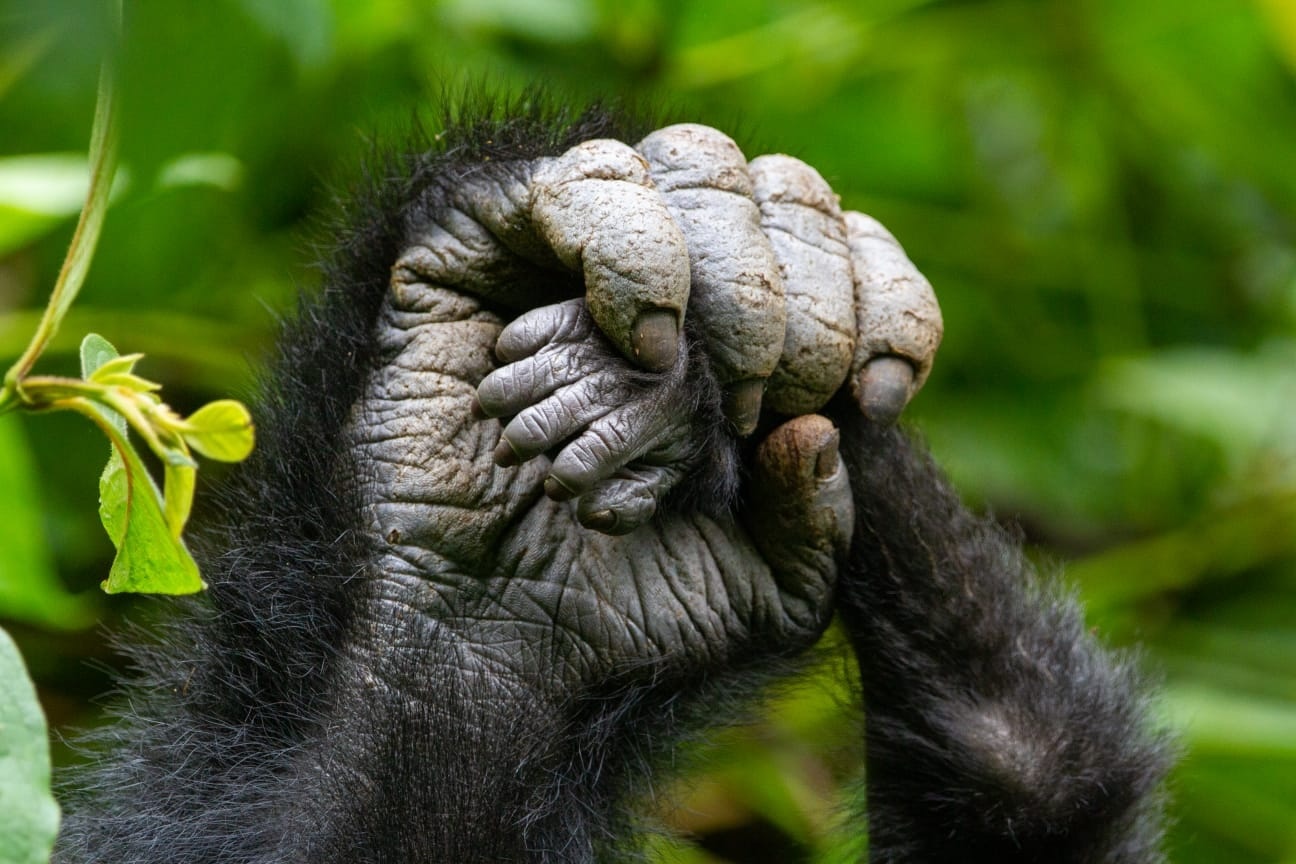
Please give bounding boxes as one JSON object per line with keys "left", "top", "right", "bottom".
{"left": 510, "top": 407, "right": 554, "bottom": 447}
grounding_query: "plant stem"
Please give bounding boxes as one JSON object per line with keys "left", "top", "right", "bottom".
{"left": 1, "top": 4, "right": 121, "bottom": 409}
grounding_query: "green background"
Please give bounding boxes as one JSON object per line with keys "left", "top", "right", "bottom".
{"left": 2, "top": 1, "right": 1294, "bottom": 861}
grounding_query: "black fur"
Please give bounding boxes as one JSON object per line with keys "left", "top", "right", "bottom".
{"left": 833, "top": 413, "right": 1173, "bottom": 863}
{"left": 54, "top": 100, "right": 1171, "bottom": 863}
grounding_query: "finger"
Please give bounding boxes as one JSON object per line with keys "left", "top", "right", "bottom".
{"left": 575, "top": 463, "right": 683, "bottom": 535}
{"left": 493, "top": 298, "right": 590, "bottom": 364}
{"left": 477, "top": 354, "right": 582, "bottom": 421}
{"left": 544, "top": 403, "right": 673, "bottom": 502}
{"left": 531, "top": 139, "right": 691, "bottom": 372}
{"left": 748, "top": 155, "right": 856, "bottom": 415}
{"left": 477, "top": 336, "right": 604, "bottom": 421}
{"left": 636, "top": 124, "right": 786, "bottom": 435}
{"left": 856, "top": 355, "right": 916, "bottom": 427}
{"left": 844, "top": 211, "right": 943, "bottom": 424}
{"left": 745, "top": 414, "right": 852, "bottom": 629}
{"left": 492, "top": 372, "right": 621, "bottom": 466}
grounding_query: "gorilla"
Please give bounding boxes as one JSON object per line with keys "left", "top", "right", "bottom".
{"left": 54, "top": 103, "right": 1171, "bottom": 863}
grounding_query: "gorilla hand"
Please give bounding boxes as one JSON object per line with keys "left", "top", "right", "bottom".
{"left": 476, "top": 298, "right": 734, "bottom": 535}
{"left": 361, "top": 296, "right": 851, "bottom": 698}
{"left": 393, "top": 123, "right": 941, "bottom": 432}
{"left": 469, "top": 124, "right": 943, "bottom": 536}
{"left": 332, "top": 120, "right": 867, "bottom": 857}
{"left": 368, "top": 123, "right": 938, "bottom": 697}
{"left": 635, "top": 124, "right": 942, "bottom": 428}
{"left": 52, "top": 112, "right": 939, "bottom": 864}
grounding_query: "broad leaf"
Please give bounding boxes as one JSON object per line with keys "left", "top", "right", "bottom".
{"left": 85, "top": 351, "right": 145, "bottom": 383}
{"left": 182, "top": 399, "right": 255, "bottom": 462}
{"left": 97, "top": 446, "right": 127, "bottom": 548}
{"left": 163, "top": 461, "right": 196, "bottom": 538}
{"left": 79, "top": 333, "right": 122, "bottom": 389}
{"left": 0, "top": 155, "right": 93, "bottom": 259}
{"left": 0, "top": 627, "right": 60, "bottom": 864}
{"left": 79, "top": 334, "right": 204, "bottom": 593}
{"left": 97, "top": 434, "right": 204, "bottom": 595}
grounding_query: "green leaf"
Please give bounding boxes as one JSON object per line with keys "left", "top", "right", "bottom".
{"left": 1164, "top": 684, "right": 1296, "bottom": 757}
{"left": 0, "top": 206, "right": 62, "bottom": 260}
{"left": 0, "top": 627, "right": 61, "bottom": 864}
{"left": 155, "top": 152, "right": 245, "bottom": 191}
{"left": 80, "top": 335, "right": 129, "bottom": 445}
{"left": 181, "top": 399, "right": 255, "bottom": 462}
{"left": 97, "top": 429, "right": 204, "bottom": 595}
{"left": 0, "top": 156, "right": 95, "bottom": 260}
{"left": 92, "top": 371, "right": 162, "bottom": 393}
{"left": 1096, "top": 344, "right": 1296, "bottom": 465}
{"left": 77, "top": 335, "right": 203, "bottom": 593}
{"left": 79, "top": 332, "right": 119, "bottom": 380}
{"left": 98, "top": 447, "right": 127, "bottom": 548}
{"left": 163, "top": 461, "right": 196, "bottom": 538}
{"left": 440, "top": 0, "right": 596, "bottom": 43}
{"left": 160, "top": 446, "right": 197, "bottom": 469}
{"left": 0, "top": 155, "right": 99, "bottom": 216}
{"left": 85, "top": 352, "right": 143, "bottom": 383}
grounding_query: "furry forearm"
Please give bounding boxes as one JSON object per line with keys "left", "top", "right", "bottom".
{"left": 836, "top": 416, "right": 1172, "bottom": 864}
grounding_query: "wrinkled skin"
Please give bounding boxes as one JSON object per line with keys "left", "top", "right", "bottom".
{"left": 58, "top": 114, "right": 1173, "bottom": 864}
{"left": 56, "top": 116, "right": 947, "bottom": 863}
{"left": 355, "top": 122, "right": 940, "bottom": 694}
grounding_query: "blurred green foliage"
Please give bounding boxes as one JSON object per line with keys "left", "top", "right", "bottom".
{"left": 1, "top": 1, "right": 1293, "bottom": 861}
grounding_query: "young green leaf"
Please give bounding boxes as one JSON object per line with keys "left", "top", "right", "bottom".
{"left": 181, "top": 399, "right": 255, "bottom": 462}
{"left": 92, "top": 371, "right": 161, "bottom": 393}
{"left": 97, "top": 430, "right": 204, "bottom": 595}
{"left": 97, "top": 447, "right": 126, "bottom": 547}
{"left": 163, "top": 461, "right": 196, "bottom": 539}
{"left": 80, "top": 337, "right": 198, "bottom": 591}
{"left": 79, "top": 332, "right": 119, "bottom": 380}
{"left": 0, "top": 627, "right": 61, "bottom": 864}
{"left": 85, "top": 351, "right": 142, "bottom": 382}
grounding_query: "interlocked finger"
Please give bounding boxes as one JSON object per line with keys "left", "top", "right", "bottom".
{"left": 493, "top": 299, "right": 589, "bottom": 365}
{"left": 749, "top": 155, "right": 858, "bottom": 416}
{"left": 844, "top": 212, "right": 943, "bottom": 424}
{"left": 637, "top": 125, "right": 786, "bottom": 435}
{"left": 476, "top": 299, "right": 702, "bottom": 533}
{"left": 531, "top": 140, "right": 692, "bottom": 372}
{"left": 574, "top": 463, "right": 687, "bottom": 535}
{"left": 545, "top": 398, "right": 680, "bottom": 502}
{"left": 491, "top": 371, "right": 625, "bottom": 466}
{"left": 474, "top": 130, "right": 944, "bottom": 537}
{"left": 478, "top": 303, "right": 606, "bottom": 422}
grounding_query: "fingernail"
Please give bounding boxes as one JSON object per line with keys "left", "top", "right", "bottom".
{"left": 583, "top": 509, "right": 618, "bottom": 533}
{"left": 545, "top": 475, "right": 577, "bottom": 502}
{"left": 724, "top": 378, "right": 765, "bottom": 437}
{"left": 858, "top": 356, "right": 914, "bottom": 425}
{"left": 470, "top": 395, "right": 487, "bottom": 419}
{"left": 493, "top": 440, "right": 520, "bottom": 467}
{"left": 631, "top": 309, "right": 679, "bottom": 372}
{"left": 815, "top": 429, "right": 840, "bottom": 479}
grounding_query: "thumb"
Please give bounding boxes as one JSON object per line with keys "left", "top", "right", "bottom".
{"left": 745, "top": 414, "right": 853, "bottom": 629}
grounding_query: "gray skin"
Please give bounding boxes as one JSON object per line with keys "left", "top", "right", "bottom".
{"left": 355, "top": 124, "right": 940, "bottom": 694}
{"left": 50, "top": 125, "right": 942, "bottom": 864}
